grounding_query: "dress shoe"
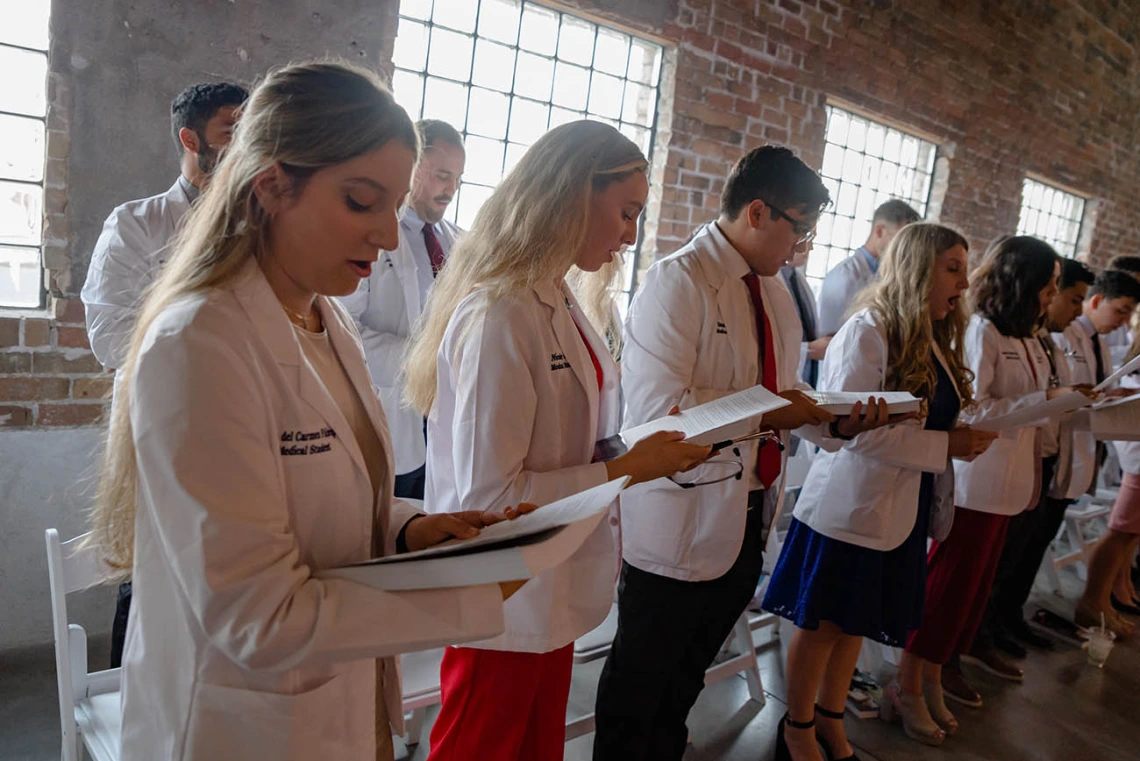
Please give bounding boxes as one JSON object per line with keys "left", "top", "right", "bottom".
{"left": 941, "top": 667, "right": 983, "bottom": 708}
{"left": 963, "top": 646, "right": 1024, "bottom": 682}
{"left": 1111, "top": 594, "right": 1140, "bottom": 617}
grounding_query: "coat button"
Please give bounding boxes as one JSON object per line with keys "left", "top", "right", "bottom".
{"left": 609, "top": 516, "right": 619, "bottom": 527}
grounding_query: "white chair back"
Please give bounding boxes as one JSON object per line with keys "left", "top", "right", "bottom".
{"left": 45, "top": 528, "right": 122, "bottom": 761}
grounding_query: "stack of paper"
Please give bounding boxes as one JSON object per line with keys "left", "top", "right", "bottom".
{"left": 806, "top": 391, "right": 921, "bottom": 416}
{"left": 317, "top": 477, "right": 629, "bottom": 591}
{"left": 1084, "top": 394, "right": 1140, "bottom": 441}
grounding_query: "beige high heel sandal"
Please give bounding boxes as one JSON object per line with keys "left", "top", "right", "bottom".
{"left": 879, "top": 680, "right": 946, "bottom": 747}
{"left": 922, "top": 679, "right": 959, "bottom": 735}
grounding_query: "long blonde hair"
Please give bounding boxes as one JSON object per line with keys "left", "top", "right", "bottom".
{"left": 88, "top": 61, "right": 418, "bottom": 573}
{"left": 855, "top": 222, "right": 974, "bottom": 414}
{"left": 403, "top": 120, "right": 647, "bottom": 415}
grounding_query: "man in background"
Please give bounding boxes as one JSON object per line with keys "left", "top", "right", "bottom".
{"left": 342, "top": 119, "right": 465, "bottom": 499}
{"left": 80, "top": 80, "right": 249, "bottom": 668}
{"left": 816, "top": 199, "right": 920, "bottom": 336}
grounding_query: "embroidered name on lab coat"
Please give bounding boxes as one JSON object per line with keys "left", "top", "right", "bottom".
{"left": 279, "top": 427, "right": 337, "bottom": 455}
{"left": 550, "top": 352, "right": 571, "bottom": 371}
{"left": 1001, "top": 350, "right": 1022, "bottom": 361}
{"left": 716, "top": 321, "right": 728, "bottom": 335}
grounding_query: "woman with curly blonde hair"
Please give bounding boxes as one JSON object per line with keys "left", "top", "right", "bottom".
{"left": 762, "top": 223, "right": 995, "bottom": 760}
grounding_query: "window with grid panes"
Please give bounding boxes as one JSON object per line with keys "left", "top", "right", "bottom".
{"left": 390, "top": 0, "right": 663, "bottom": 304}
{"left": 0, "top": 1, "right": 50, "bottom": 308}
{"left": 1017, "top": 178, "right": 1086, "bottom": 259}
{"left": 806, "top": 106, "right": 937, "bottom": 293}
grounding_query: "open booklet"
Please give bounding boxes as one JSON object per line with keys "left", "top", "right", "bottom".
{"left": 972, "top": 391, "right": 1092, "bottom": 432}
{"left": 316, "top": 477, "right": 629, "bottom": 591}
{"left": 805, "top": 391, "right": 921, "bottom": 416}
{"left": 1071, "top": 394, "right": 1140, "bottom": 441}
{"left": 1095, "top": 353, "right": 1140, "bottom": 392}
{"left": 592, "top": 384, "right": 789, "bottom": 462}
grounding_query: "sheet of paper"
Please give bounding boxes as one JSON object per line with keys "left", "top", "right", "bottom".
{"left": 1094, "top": 354, "right": 1140, "bottom": 392}
{"left": 619, "top": 384, "right": 789, "bottom": 447}
{"left": 806, "top": 391, "right": 922, "bottom": 416}
{"left": 354, "top": 476, "right": 628, "bottom": 565}
{"left": 972, "top": 391, "right": 1092, "bottom": 432}
{"left": 1087, "top": 396, "right": 1140, "bottom": 441}
{"left": 315, "top": 478, "right": 628, "bottom": 590}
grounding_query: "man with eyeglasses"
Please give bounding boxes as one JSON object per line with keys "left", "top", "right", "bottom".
{"left": 817, "top": 198, "right": 921, "bottom": 337}
{"left": 593, "top": 146, "right": 891, "bottom": 761}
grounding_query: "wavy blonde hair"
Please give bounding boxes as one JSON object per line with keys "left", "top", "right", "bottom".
{"left": 88, "top": 60, "right": 418, "bottom": 574}
{"left": 854, "top": 222, "right": 974, "bottom": 415}
{"left": 403, "top": 120, "right": 647, "bottom": 415}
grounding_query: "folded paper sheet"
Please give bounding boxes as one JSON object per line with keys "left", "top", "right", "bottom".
{"left": 806, "top": 391, "right": 922, "bottom": 416}
{"left": 973, "top": 391, "right": 1091, "bottom": 432}
{"left": 317, "top": 477, "right": 629, "bottom": 591}
{"left": 618, "top": 384, "right": 789, "bottom": 448}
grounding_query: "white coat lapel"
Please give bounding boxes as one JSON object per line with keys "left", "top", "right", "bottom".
{"left": 537, "top": 281, "right": 599, "bottom": 434}
{"left": 394, "top": 238, "right": 423, "bottom": 327}
{"left": 931, "top": 342, "right": 963, "bottom": 402}
{"left": 699, "top": 225, "right": 757, "bottom": 391}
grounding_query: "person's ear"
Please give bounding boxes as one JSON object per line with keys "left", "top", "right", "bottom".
{"left": 178, "top": 127, "right": 200, "bottom": 155}
{"left": 746, "top": 199, "right": 769, "bottom": 231}
{"left": 252, "top": 164, "right": 291, "bottom": 215}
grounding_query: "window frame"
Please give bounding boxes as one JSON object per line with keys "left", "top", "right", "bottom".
{"left": 1016, "top": 175, "right": 1088, "bottom": 259}
{"left": 806, "top": 102, "right": 939, "bottom": 293}
{"left": 390, "top": 0, "right": 664, "bottom": 305}
{"left": 0, "top": 32, "right": 50, "bottom": 310}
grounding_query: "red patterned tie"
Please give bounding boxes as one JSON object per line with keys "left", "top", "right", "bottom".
{"left": 743, "top": 273, "right": 781, "bottom": 489}
{"left": 423, "top": 223, "right": 446, "bottom": 277}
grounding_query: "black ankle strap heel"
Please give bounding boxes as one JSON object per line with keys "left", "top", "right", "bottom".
{"left": 814, "top": 704, "right": 860, "bottom": 761}
{"left": 774, "top": 712, "right": 815, "bottom": 761}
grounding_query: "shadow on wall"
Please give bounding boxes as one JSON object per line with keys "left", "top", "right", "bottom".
{"left": 0, "top": 427, "right": 116, "bottom": 651}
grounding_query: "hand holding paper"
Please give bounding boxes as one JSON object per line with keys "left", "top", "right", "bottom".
{"left": 618, "top": 384, "right": 790, "bottom": 447}
{"left": 1094, "top": 353, "right": 1140, "bottom": 392}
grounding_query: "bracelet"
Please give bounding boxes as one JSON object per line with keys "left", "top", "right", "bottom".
{"left": 828, "top": 420, "right": 853, "bottom": 441}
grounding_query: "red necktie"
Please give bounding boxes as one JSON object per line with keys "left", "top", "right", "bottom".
{"left": 743, "top": 273, "right": 781, "bottom": 489}
{"left": 422, "top": 223, "right": 446, "bottom": 277}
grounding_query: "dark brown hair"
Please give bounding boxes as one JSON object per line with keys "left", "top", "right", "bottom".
{"left": 970, "top": 235, "right": 1060, "bottom": 338}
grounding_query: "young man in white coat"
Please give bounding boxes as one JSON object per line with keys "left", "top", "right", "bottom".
{"left": 79, "top": 80, "right": 247, "bottom": 668}
{"left": 341, "top": 119, "right": 465, "bottom": 499}
{"left": 816, "top": 199, "right": 920, "bottom": 336}
{"left": 593, "top": 146, "right": 889, "bottom": 761}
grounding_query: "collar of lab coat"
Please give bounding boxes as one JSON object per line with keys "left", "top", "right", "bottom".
{"left": 230, "top": 260, "right": 379, "bottom": 487}
{"left": 533, "top": 279, "right": 611, "bottom": 437}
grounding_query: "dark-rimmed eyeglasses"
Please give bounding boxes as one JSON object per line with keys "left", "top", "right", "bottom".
{"left": 766, "top": 202, "right": 817, "bottom": 245}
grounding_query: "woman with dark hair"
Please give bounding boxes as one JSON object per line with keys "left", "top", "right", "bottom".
{"left": 895, "top": 237, "right": 1088, "bottom": 743}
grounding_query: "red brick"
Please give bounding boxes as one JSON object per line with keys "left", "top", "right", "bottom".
{"left": 0, "top": 405, "right": 33, "bottom": 427}
{"left": 23, "top": 318, "right": 50, "bottom": 347}
{"left": 72, "top": 375, "right": 114, "bottom": 400}
{"left": 32, "top": 351, "right": 104, "bottom": 375}
{"left": 0, "top": 352, "right": 32, "bottom": 374}
{"left": 37, "top": 403, "right": 105, "bottom": 427}
{"left": 0, "top": 376, "right": 70, "bottom": 401}
{"left": 0, "top": 318, "right": 18, "bottom": 347}
{"left": 57, "top": 326, "right": 91, "bottom": 349}
{"left": 54, "top": 298, "right": 86, "bottom": 325}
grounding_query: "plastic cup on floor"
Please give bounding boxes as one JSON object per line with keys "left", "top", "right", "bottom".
{"left": 1085, "top": 629, "right": 1116, "bottom": 668}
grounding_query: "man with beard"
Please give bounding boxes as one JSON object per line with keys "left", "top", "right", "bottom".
{"left": 80, "top": 81, "right": 247, "bottom": 668}
{"left": 83, "top": 81, "right": 247, "bottom": 370}
{"left": 342, "top": 119, "right": 465, "bottom": 499}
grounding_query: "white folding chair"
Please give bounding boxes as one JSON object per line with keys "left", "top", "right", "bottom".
{"left": 45, "top": 529, "right": 121, "bottom": 761}
{"left": 399, "top": 647, "right": 446, "bottom": 747}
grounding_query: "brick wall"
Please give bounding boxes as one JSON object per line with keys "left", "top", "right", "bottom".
{"left": 3, "top": 0, "right": 1138, "bottom": 427}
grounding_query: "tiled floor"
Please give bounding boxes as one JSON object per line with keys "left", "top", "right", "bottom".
{"left": 4, "top": 572, "right": 1138, "bottom": 761}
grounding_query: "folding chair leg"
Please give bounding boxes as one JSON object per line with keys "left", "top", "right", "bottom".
{"left": 404, "top": 708, "right": 426, "bottom": 748}
{"left": 733, "top": 614, "right": 765, "bottom": 705}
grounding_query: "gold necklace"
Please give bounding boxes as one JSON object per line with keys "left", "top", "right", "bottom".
{"left": 282, "top": 302, "right": 321, "bottom": 332}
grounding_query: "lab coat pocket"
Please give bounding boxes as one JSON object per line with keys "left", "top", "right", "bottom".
{"left": 184, "top": 673, "right": 353, "bottom": 760}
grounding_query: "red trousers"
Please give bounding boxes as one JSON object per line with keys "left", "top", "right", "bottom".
{"left": 906, "top": 507, "right": 1011, "bottom": 664}
{"left": 426, "top": 644, "right": 574, "bottom": 761}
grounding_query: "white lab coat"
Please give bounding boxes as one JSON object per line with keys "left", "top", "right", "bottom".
{"left": 425, "top": 280, "right": 620, "bottom": 653}
{"left": 1051, "top": 320, "right": 1109, "bottom": 498}
{"left": 793, "top": 309, "right": 958, "bottom": 551}
{"left": 816, "top": 248, "right": 876, "bottom": 337}
{"left": 120, "top": 261, "right": 503, "bottom": 761}
{"left": 955, "top": 316, "right": 1051, "bottom": 515}
{"left": 340, "top": 214, "right": 461, "bottom": 475}
{"left": 81, "top": 178, "right": 193, "bottom": 370}
{"left": 619, "top": 222, "right": 834, "bottom": 582}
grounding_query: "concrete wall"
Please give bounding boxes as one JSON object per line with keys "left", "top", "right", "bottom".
{"left": 0, "top": 428, "right": 111, "bottom": 649}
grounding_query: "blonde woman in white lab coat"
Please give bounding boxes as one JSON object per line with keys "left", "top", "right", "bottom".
{"left": 87, "top": 61, "right": 528, "bottom": 761}
{"left": 403, "top": 120, "right": 711, "bottom": 761}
